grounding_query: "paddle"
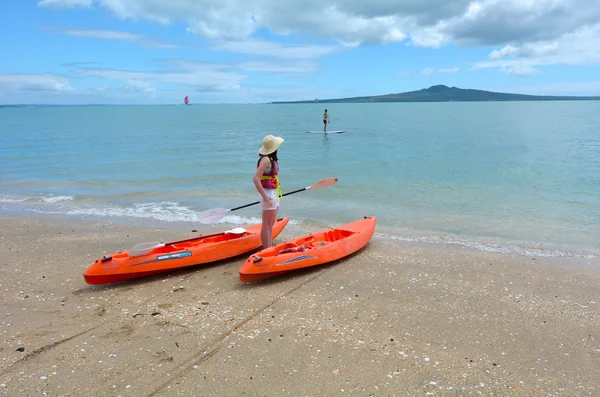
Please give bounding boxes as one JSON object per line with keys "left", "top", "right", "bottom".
{"left": 128, "top": 227, "right": 247, "bottom": 257}
{"left": 197, "top": 177, "right": 338, "bottom": 224}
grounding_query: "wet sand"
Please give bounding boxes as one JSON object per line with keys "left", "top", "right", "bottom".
{"left": 1, "top": 214, "right": 599, "bottom": 396}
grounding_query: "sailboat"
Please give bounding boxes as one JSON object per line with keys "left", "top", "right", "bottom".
{"left": 184, "top": 96, "right": 189, "bottom": 105}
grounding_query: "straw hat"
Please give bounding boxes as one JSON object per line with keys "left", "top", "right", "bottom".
{"left": 259, "top": 134, "right": 284, "bottom": 155}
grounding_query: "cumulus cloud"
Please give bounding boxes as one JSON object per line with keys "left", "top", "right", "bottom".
{"left": 443, "top": 0, "right": 600, "bottom": 46}
{"left": 410, "top": 27, "right": 448, "bottom": 48}
{"left": 35, "top": 0, "right": 600, "bottom": 48}
{"left": 39, "top": 0, "right": 414, "bottom": 44}
{"left": 474, "top": 23, "right": 600, "bottom": 74}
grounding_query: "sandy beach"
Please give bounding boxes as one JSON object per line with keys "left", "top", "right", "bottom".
{"left": 1, "top": 213, "right": 599, "bottom": 396}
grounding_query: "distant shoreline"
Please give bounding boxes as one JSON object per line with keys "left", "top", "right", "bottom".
{"left": 272, "top": 84, "right": 600, "bottom": 104}
{"left": 271, "top": 98, "right": 600, "bottom": 104}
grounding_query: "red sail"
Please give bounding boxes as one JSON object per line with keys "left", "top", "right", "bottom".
{"left": 184, "top": 96, "right": 189, "bottom": 105}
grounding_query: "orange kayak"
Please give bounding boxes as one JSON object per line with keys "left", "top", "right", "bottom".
{"left": 84, "top": 217, "right": 290, "bottom": 285}
{"left": 239, "top": 216, "right": 376, "bottom": 282}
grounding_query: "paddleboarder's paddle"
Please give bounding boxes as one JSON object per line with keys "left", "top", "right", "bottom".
{"left": 128, "top": 227, "right": 247, "bottom": 257}
{"left": 197, "top": 177, "right": 338, "bottom": 224}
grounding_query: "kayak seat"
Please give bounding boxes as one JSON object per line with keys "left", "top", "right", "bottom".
{"left": 325, "top": 229, "right": 354, "bottom": 241}
{"left": 278, "top": 243, "right": 308, "bottom": 255}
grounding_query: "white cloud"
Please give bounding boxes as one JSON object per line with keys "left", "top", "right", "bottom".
{"left": 40, "top": 26, "right": 182, "bottom": 49}
{"left": 38, "top": 0, "right": 92, "bottom": 8}
{"left": 502, "top": 64, "right": 539, "bottom": 77}
{"left": 186, "top": 5, "right": 257, "bottom": 40}
{"left": 211, "top": 39, "right": 341, "bottom": 59}
{"left": 473, "top": 23, "right": 600, "bottom": 74}
{"left": 440, "top": 0, "right": 600, "bottom": 46}
{"left": 237, "top": 60, "right": 318, "bottom": 75}
{"left": 489, "top": 42, "right": 560, "bottom": 60}
{"left": 410, "top": 26, "right": 448, "bottom": 48}
{"left": 0, "top": 74, "right": 74, "bottom": 92}
{"left": 40, "top": 0, "right": 412, "bottom": 44}
{"left": 72, "top": 62, "right": 247, "bottom": 92}
{"left": 421, "top": 67, "right": 459, "bottom": 75}
{"left": 124, "top": 80, "right": 156, "bottom": 92}
{"left": 0, "top": 65, "right": 249, "bottom": 104}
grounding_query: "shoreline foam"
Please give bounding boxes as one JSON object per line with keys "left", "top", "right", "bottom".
{"left": 2, "top": 200, "right": 598, "bottom": 260}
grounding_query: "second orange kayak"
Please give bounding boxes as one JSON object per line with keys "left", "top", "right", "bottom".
{"left": 84, "top": 217, "right": 290, "bottom": 285}
{"left": 239, "top": 216, "right": 376, "bottom": 282}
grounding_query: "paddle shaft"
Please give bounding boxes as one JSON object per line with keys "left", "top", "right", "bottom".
{"left": 197, "top": 178, "right": 337, "bottom": 223}
{"left": 164, "top": 230, "right": 241, "bottom": 246}
{"left": 229, "top": 187, "right": 308, "bottom": 212}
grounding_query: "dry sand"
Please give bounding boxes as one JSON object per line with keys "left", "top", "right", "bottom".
{"left": 1, "top": 214, "right": 599, "bottom": 396}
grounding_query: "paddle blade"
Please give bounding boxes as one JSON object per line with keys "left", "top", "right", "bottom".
{"left": 197, "top": 208, "right": 230, "bottom": 224}
{"left": 128, "top": 242, "right": 165, "bottom": 257}
{"left": 307, "top": 177, "right": 338, "bottom": 191}
{"left": 225, "top": 227, "right": 247, "bottom": 234}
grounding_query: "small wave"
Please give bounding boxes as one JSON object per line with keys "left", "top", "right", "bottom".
{"left": 39, "top": 195, "right": 74, "bottom": 203}
{"left": 0, "top": 194, "right": 75, "bottom": 203}
{"left": 375, "top": 232, "right": 596, "bottom": 259}
{"left": 63, "top": 201, "right": 198, "bottom": 223}
{"left": 0, "top": 197, "right": 26, "bottom": 203}
{"left": 1, "top": 196, "right": 303, "bottom": 227}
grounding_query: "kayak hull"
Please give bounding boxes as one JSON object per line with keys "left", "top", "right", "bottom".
{"left": 239, "top": 217, "right": 376, "bottom": 282}
{"left": 83, "top": 217, "right": 290, "bottom": 285}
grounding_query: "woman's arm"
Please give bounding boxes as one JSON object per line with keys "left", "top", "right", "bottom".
{"left": 253, "top": 157, "right": 271, "bottom": 200}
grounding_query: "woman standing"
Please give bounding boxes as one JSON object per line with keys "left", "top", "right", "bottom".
{"left": 253, "top": 134, "right": 284, "bottom": 248}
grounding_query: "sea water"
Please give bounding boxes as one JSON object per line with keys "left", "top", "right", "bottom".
{"left": 1, "top": 101, "right": 599, "bottom": 258}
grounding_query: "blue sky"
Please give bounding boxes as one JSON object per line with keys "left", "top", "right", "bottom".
{"left": 1, "top": 0, "right": 600, "bottom": 104}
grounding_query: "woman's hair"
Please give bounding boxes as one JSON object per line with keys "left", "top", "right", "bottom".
{"left": 260, "top": 150, "right": 278, "bottom": 162}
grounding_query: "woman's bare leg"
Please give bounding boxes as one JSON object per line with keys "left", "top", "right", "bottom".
{"left": 261, "top": 208, "right": 278, "bottom": 248}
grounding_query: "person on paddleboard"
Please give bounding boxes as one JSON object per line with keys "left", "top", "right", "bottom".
{"left": 323, "top": 109, "right": 329, "bottom": 132}
{"left": 253, "top": 134, "right": 284, "bottom": 248}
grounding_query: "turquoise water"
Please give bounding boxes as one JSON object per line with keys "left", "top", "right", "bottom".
{"left": 1, "top": 102, "right": 599, "bottom": 258}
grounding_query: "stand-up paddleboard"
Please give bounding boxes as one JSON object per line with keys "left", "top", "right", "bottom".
{"left": 307, "top": 130, "right": 346, "bottom": 134}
